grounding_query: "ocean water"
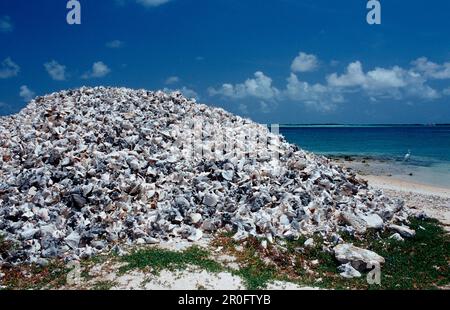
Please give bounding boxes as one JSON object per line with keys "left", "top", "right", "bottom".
{"left": 279, "top": 125, "right": 450, "bottom": 187}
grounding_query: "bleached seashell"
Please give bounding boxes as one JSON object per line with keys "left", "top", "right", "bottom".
{"left": 190, "top": 213, "right": 202, "bottom": 224}
{"left": 221, "top": 170, "right": 234, "bottom": 181}
{"left": 65, "top": 231, "right": 81, "bottom": 249}
{"left": 82, "top": 184, "right": 94, "bottom": 197}
{"left": 187, "top": 228, "right": 203, "bottom": 242}
{"left": 61, "top": 157, "right": 71, "bottom": 166}
{"left": 203, "top": 193, "right": 218, "bottom": 207}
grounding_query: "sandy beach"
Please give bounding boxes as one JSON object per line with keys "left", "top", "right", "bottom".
{"left": 333, "top": 157, "right": 450, "bottom": 231}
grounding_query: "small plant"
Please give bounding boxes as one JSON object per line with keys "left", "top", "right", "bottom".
{"left": 0, "top": 234, "right": 12, "bottom": 257}
{"left": 212, "top": 235, "right": 278, "bottom": 289}
{"left": 1, "top": 261, "right": 70, "bottom": 290}
{"left": 119, "top": 246, "right": 222, "bottom": 274}
{"left": 92, "top": 280, "right": 115, "bottom": 291}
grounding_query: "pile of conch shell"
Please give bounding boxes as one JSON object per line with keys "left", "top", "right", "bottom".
{"left": 0, "top": 87, "right": 410, "bottom": 265}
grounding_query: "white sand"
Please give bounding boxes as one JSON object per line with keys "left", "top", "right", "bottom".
{"left": 364, "top": 175, "right": 450, "bottom": 198}
{"left": 113, "top": 268, "right": 246, "bottom": 290}
{"left": 62, "top": 260, "right": 319, "bottom": 290}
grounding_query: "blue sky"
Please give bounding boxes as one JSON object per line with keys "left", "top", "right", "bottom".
{"left": 0, "top": 0, "right": 449, "bottom": 123}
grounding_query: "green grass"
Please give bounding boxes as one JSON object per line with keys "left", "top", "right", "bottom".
{"left": 79, "top": 254, "right": 109, "bottom": 281}
{"left": 235, "top": 265, "right": 276, "bottom": 290}
{"left": 119, "top": 246, "right": 223, "bottom": 274}
{"left": 316, "top": 218, "right": 450, "bottom": 289}
{"left": 230, "top": 239, "right": 277, "bottom": 290}
{"left": 368, "top": 218, "right": 450, "bottom": 289}
{"left": 92, "top": 280, "right": 115, "bottom": 291}
{"left": 1, "top": 261, "right": 70, "bottom": 290}
{"left": 305, "top": 218, "right": 449, "bottom": 289}
{"left": 212, "top": 218, "right": 450, "bottom": 290}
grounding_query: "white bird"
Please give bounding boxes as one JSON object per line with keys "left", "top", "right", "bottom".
{"left": 404, "top": 150, "right": 411, "bottom": 162}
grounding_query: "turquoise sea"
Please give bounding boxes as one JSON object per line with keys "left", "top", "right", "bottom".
{"left": 279, "top": 125, "right": 450, "bottom": 188}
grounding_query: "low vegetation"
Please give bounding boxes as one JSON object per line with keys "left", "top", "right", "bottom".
{"left": 0, "top": 234, "right": 13, "bottom": 259}
{"left": 0, "top": 261, "right": 70, "bottom": 290}
{"left": 119, "top": 246, "right": 223, "bottom": 275}
{"left": 1, "top": 218, "right": 448, "bottom": 290}
{"left": 92, "top": 280, "right": 115, "bottom": 291}
{"left": 212, "top": 218, "right": 450, "bottom": 289}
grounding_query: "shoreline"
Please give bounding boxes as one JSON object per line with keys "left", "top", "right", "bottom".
{"left": 330, "top": 155, "right": 450, "bottom": 190}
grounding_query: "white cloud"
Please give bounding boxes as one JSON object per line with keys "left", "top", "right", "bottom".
{"left": 0, "top": 16, "right": 13, "bottom": 32}
{"left": 44, "top": 60, "right": 67, "bottom": 81}
{"left": 366, "top": 67, "right": 407, "bottom": 89}
{"left": 411, "top": 57, "right": 450, "bottom": 80}
{"left": 291, "top": 52, "right": 319, "bottom": 73}
{"left": 164, "top": 86, "right": 199, "bottom": 99}
{"left": 327, "top": 61, "right": 439, "bottom": 100}
{"left": 208, "top": 55, "right": 446, "bottom": 113}
{"left": 82, "top": 61, "right": 111, "bottom": 79}
{"left": 397, "top": 71, "right": 440, "bottom": 100}
{"left": 165, "top": 76, "right": 180, "bottom": 85}
{"left": 0, "top": 57, "right": 20, "bottom": 79}
{"left": 209, "top": 71, "right": 340, "bottom": 111}
{"left": 136, "top": 0, "right": 171, "bottom": 7}
{"left": 178, "top": 87, "right": 198, "bottom": 99}
{"left": 285, "top": 73, "right": 343, "bottom": 111}
{"left": 19, "top": 86, "right": 35, "bottom": 102}
{"left": 327, "top": 61, "right": 367, "bottom": 87}
{"left": 106, "top": 40, "right": 124, "bottom": 48}
{"left": 209, "top": 71, "right": 280, "bottom": 100}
